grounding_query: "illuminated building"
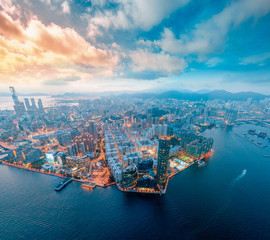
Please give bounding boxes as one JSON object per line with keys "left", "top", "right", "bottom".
{"left": 185, "top": 136, "right": 213, "bottom": 158}
{"left": 56, "top": 152, "right": 67, "bottom": 166}
{"left": 138, "top": 157, "right": 154, "bottom": 173}
{"left": 156, "top": 139, "right": 170, "bottom": 188}
{"left": 46, "top": 150, "right": 58, "bottom": 164}
{"left": 121, "top": 164, "right": 138, "bottom": 188}
{"left": 224, "top": 109, "right": 238, "bottom": 124}
{"left": 136, "top": 175, "right": 156, "bottom": 188}
{"left": 87, "top": 120, "right": 97, "bottom": 139}
{"left": 57, "top": 133, "right": 72, "bottom": 147}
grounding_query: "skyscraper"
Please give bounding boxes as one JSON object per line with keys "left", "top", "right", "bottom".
{"left": 224, "top": 109, "right": 238, "bottom": 125}
{"left": 156, "top": 139, "right": 170, "bottom": 188}
{"left": 24, "top": 98, "right": 31, "bottom": 111}
{"left": 87, "top": 120, "right": 98, "bottom": 139}
{"left": 9, "top": 86, "right": 26, "bottom": 116}
{"left": 31, "top": 98, "right": 37, "bottom": 109}
{"left": 38, "top": 99, "right": 44, "bottom": 112}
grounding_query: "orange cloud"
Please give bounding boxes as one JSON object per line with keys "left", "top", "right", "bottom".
{"left": 0, "top": 12, "right": 23, "bottom": 39}
{"left": 0, "top": 10, "right": 118, "bottom": 84}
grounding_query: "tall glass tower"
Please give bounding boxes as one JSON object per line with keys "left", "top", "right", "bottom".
{"left": 156, "top": 139, "right": 170, "bottom": 188}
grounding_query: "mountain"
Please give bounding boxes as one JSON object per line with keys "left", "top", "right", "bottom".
{"left": 129, "top": 90, "right": 268, "bottom": 101}
{"left": 195, "top": 89, "right": 211, "bottom": 94}
{"left": 204, "top": 90, "right": 268, "bottom": 101}
{"left": 48, "top": 89, "right": 268, "bottom": 101}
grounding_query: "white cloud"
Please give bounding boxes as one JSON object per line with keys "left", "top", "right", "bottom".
{"left": 157, "top": 0, "right": 270, "bottom": 55}
{"left": 87, "top": 0, "right": 190, "bottom": 39}
{"left": 205, "top": 57, "right": 224, "bottom": 67}
{"left": 61, "top": 1, "right": 70, "bottom": 14}
{"left": 130, "top": 49, "right": 187, "bottom": 74}
{"left": 240, "top": 52, "right": 270, "bottom": 66}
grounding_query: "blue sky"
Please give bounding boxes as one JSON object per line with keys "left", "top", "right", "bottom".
{"left": 0, "top": 0, "right": 270, "bottom": 94}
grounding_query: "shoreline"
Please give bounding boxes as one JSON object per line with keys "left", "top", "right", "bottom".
{"left": 1, "top": 150, "right": 214, "bottom": 195}
{"left": 116, "top": 149, "right": 214, "bottom": 195}
{"left": 1, "top": 161, "right": 116, "bottom": 188}
{"left": 1, "top": 162, "right": 66, "bottom": 178}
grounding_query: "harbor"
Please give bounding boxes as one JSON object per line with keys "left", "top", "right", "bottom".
{"left": 235, "top": 133, "right": 267, "bottom": 148}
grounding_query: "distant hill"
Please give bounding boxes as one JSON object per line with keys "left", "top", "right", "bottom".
{"left": 131, "top": 90, "right": 268, "bottom": 101}
{"left": 28, "top": 89, "right": 270, "bottom": 101}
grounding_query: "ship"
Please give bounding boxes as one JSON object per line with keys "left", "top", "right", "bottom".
{"left": 258, "top": 132, "right": 267, "bottom": 138}
{"left": 198, "top": 160, "right": 206, "bottom": 167}
{"left": 248, "top": 129, "right": 256, "bottom": 135}
{"left": 82, "top": 182, "right": 96, "bottom": 190}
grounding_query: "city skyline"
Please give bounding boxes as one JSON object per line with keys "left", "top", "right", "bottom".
{"left": 0, "top": 0, "right": 270, "bottom": 94}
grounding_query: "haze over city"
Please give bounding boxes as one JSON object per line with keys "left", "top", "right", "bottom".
{"left": 0, "top": 0, "right": 270, "bottom": 94}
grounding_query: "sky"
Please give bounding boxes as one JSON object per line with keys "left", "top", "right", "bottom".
{"left": 0, "top": 0, "right": 270, "bottom": 94}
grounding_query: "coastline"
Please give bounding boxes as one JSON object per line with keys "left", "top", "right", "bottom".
{"left": 235, "top": 133, "right": 266, "bottom": 148}
{"left": 116, "top": 149, "right": 214, "bottom": 195}
{"left": 1, "top": 149, "right": 214, "bottom": 194}
{"left": 1, "top": 162, "right": 66, "bottom": 178}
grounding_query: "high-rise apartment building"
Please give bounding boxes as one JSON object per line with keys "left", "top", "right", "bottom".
{"left": 156, "top": 139, "right": 170, "bottom": 188}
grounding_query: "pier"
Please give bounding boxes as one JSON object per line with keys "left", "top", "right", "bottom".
{"left": 55, "top": 178, "right": 72, "bottom": 191}
{"left": 235, "top": 133, "right": 266, "bottom": 148}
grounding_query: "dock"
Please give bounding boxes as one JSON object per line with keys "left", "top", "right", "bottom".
{"left": 55, "top": 177, "right": 72, "bottom": 191}
{"left": 82, "top": 182, "right": 96, "bottom": 189}
{"left": 235, "top": 133, "right": 266, "bottom": 148}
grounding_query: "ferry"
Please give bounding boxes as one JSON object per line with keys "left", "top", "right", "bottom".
{"left": 198, "top": 160, "right": 206, "bottom": 167}
{"left": 82, "top": 182, "right": 96, "bottom": 190}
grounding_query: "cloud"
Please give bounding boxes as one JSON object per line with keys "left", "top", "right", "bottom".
{"left": 0, "top": 11, "right": 23, "bottom": 39}
{"left": 87, "top": 0, "right": 190, "bottom": 39}
{"left": 205, "top": 57, "right": 224, "bottom": 67}
{"left": 157, "top": 0, "right": 270, "bottom": 56}
{"left": 44, "top": 75, "right": 80, "bottom": 85}
{"left": 239, "top": 52, "right": 270, "bottom": 66}
{"left": 61, "top": 1, "right": 70, "bottom": 14}
{"left": 0, "top": 10, "right": 118, "bottom": 81}
{"left": 130, "top": 49, "right": 187, "bottom": 76}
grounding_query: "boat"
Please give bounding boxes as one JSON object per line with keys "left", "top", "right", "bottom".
{"left": 258, "top": 132, "right": 267, "bottom": 138}
{"left": 198, "top": 160, "right": 206, "bottom": 167}
{"left": 248, "top": 129, "right": 256, "bottom": 135}
{"left": 82, "top": 182, "right": 96, "bottom": 189}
